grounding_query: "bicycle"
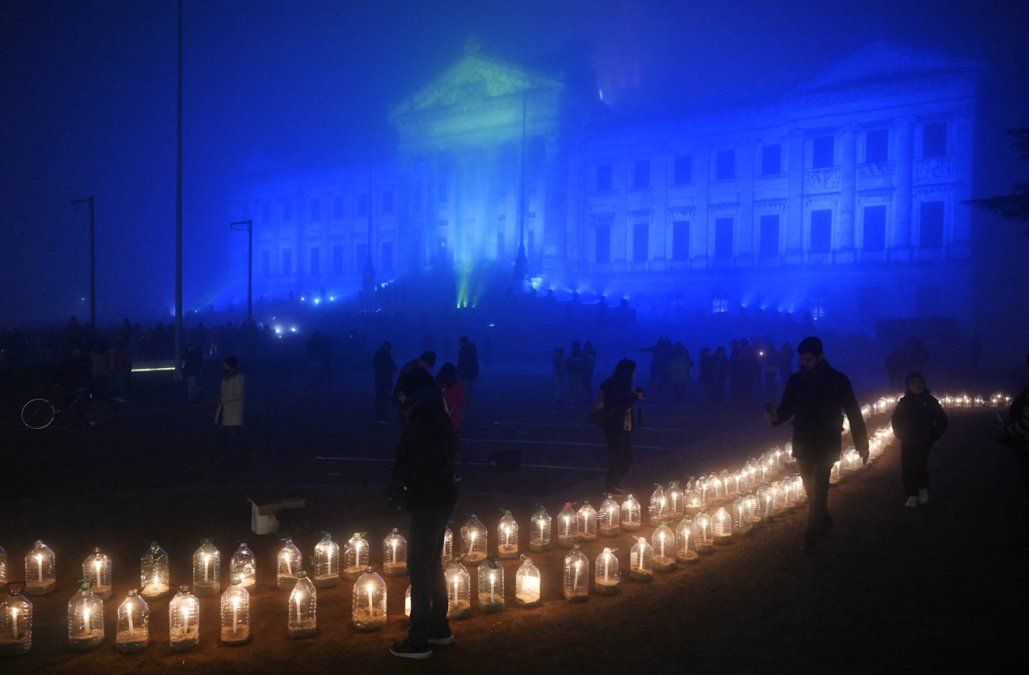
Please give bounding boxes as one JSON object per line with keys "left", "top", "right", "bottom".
{"left": 21, "top": 387, "right": 116, "bottom": 430}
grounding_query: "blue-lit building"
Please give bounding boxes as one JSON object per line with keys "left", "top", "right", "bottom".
{"left": 231, "top": 42, "right": 979, "bottom": 331}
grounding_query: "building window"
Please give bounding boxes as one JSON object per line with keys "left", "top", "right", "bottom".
{"left": 382, "top": 190, "right": 394, "bottom": 214}
{"left": 283, "top": 201, "right": 293, "bottom": 222}
{"left": 810, "top": 209, "right": 832, "bottom": 253}
{"left": 712, "top": 297, "right": 728, "bottom": 313}
{"left": 716, "top": 150, "right": 735, "bottom": 180}
{"left": 673, "top": 155, "right": 692, "bottom": 185}
{"left": 919, "top": 201, "right": 945, "bottom": 248}
{"left": 633, "top": 160, "right": 650, "bottom": 189}
{"left": 380, "top": 242, "right": 393, "bottom": 274}
{"left": 261, "top": 250, "right": 270, "bottom": 276}
{"left": 438, "top": 180, "right": 448, "bottom": 203}
{"left": 332, "top": 245, "right": 343, "bottom": 275}
{"left": 632, "top": 223, "right": 649, "bottom": 262}
{"left": 714, "top": 217, "right": 734, "bottom": 259}
{"left": 812, "top": 136, "right": 834, "bottom": 169}
{"left": 357, "top": 193, "right": 369, "bottom": 216}
{"left": 309, "top": 198, "right": 320, "bottom": 222}
{"left": 761, "top": 145, "right": 782, "bottom": 175}
{"left": 309, "top": 247, "right": 320, "bottom": 276}
{"left": 672, "top": 221, "right": 690, "bottom": 261}
{"left": 865, "top": 129, "right": 889, "bottom": 163}
{"left": 862, "top": 205, "right": 886, "bottom": 251}
{"left": 596, "top": 164, "right": 612, "bottom": 192}
{"left": 595, "top": 224, "right": 611, "bottom": 264}
{"left": 282, "top": 249, "right": 293, "bottom": 275}
{"left": 332, "top": 196, "right": 344, "bottom": 218}
{"left": 922, "top": 122, "right": 947, "bottom": 157}
{"left": 759, "top": 214, "right": 780, "bottom": 257}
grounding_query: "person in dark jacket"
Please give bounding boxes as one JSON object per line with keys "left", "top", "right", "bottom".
{"left": 599, "top": 358, "right": 644, "bottom": 494}
{"left": 372, "top": 341, "right": 397, "bottom": 424}
{"left": 389, "top": 368, "right": 458, "bottom": 660}
{"left": 766, "top": 336, "right": 869, "bottom": 550}
{"left": 891, "top": 373, "right": 948, "bottom": 507}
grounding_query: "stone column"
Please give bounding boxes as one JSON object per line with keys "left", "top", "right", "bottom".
{"left": 891, "top": 116, "right": 915, "bottom": 260}
{"left": 693, "top": 147, "right": 710, "bottom": 268}
{"left": 736, "top": 139, "right": 756, "bottom": 266}
{"left": 785, "top": 129, "right": 805, "bottom": 264}
{"left": 836, "top": 124, "right": 857, "bottom": 263}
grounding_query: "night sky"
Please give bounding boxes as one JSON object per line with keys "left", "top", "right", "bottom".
{"left": 2, "top": 0, "right": 1027, "bottom": 325}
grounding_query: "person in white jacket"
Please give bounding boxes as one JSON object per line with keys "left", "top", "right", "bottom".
{"left": 215, "top": 356, "right": 245, "bottom": 480}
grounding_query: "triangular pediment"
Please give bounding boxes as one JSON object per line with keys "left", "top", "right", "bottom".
{"left": 788, "top": 41, "right": 981, "bottom": 96}
{"left": 392, "top": 55, "right": 561, "bottom": 118}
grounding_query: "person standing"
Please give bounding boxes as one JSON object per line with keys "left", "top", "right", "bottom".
{"left": 891, "top": 373, "right": 948, "bottom": 507}
{"left": 765, "top": 337, "right": 868, "bottom": 550}
{"left": 435, "top": 363, "right": 468, "bottom": 436}
{"left": 372, "top": 341, "right": 397, "bottom": 425}
{"left": 456, "top": 336, "right": 479, "bottom": 401}
{"left": 214, "top": 356, "right": 245, "bottom": 481}
{"left": 599, "top": 358, "right": 644, "bottom": 495}
{"left": 389, "top": 368, "right": 458, "bottom": 660}
{"left": 182, "top": 342, "right": 203, "bottom": 401}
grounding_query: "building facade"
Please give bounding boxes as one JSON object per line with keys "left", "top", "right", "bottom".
{"left": 231, "top": 42, "right": 979, "bottom": 330}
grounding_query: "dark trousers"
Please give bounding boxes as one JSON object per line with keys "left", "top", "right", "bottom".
{"left": 604, "top": 430, "right": 632, "bottom": 490}
{"left": 901, "top": 442, "right": 932, "bottom": 496}
{"left": 407, "top": 502, "right": 454, "bottom": 648}
{"left": 797, "top": 456, "right": 835, "bottom": 535}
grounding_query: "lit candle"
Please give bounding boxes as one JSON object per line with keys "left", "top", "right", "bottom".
{"left": 11, "top": 607, "right": 19, "bottom": 640}
{"left": 181, "top": 606, "right": 189, "bottom": 634}
{"left": 521, "top": 575, "right": 540, "bottom": 602}
{"left": 127, "top": 604, "right": 135, "bottom": 634}
{"left": 573, "top": 560, "right": 581, "bottom": 591}
{"left": 82, "top": 605, "right": 92, "bottom": 632}
{"left": 294, "top": 593, "right": 302, "bottom": 622}
{"left": 452, "top": 576, "right": 459, "bottom": 604}
{"left": 203, "top": 554, "right": 211, "bottom": 583}
{"left": 659, "top": 532, "right": 666, "bottom": 558}
{"left": 390, "top": 540, "right": 397, "bottom": 564}
{"left": 35, "top": 553, "right": 43, "bottom": 583}
{"left": 603, "top": 555, "right": 610, "bottom": 583}
{"left": 538, "top": 519, "right": 545, "bottom": 541}
{"left": 503, "top": 526, "right": 510, "bottom": 547}
{"left": 285, "top": 553, "right": 292, "bottom": 577}
{"left": 366, "top": 583, "right": 374, "bottom": 614}
{"left": 232, "top": 597, "right": 240, "bottom": 634}
{"left": 489, "top": 572, "right": 496, "bottom": 603}
{"left": 94, "top": 560, "right": 102, "bottom": 589}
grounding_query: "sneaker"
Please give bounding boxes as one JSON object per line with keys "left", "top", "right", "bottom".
{"left": 389, "top": 640, "right": 432, "bottom": 660}
{"left": 905, "top": 496, "right": 919, "bottom": 508}
{"left": 918, "top": 488, "right": 929, "bottom": 505}
{"left": 427, "top": 633, "right": 454, "bottom": 646}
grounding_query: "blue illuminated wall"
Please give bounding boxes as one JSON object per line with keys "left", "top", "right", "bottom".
{"left": 230, "top": 41, "right": 980, "bottom": 332}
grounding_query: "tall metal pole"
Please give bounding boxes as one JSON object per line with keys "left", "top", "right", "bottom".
{"left": 231, "top": 219, "right": 254, "bottom": 324}
{"left": 174, "top": 0, "right": 183, "bottom": 379}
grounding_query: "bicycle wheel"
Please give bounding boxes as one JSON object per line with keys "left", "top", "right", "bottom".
{"left": 80, "top": 396, "right": 115, "bottom": 429}
{"left": 21, "top": 398, "right": 56, "bottom": 430}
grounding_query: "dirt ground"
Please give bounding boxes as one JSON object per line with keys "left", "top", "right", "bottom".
{"left": 1, "top": 366, "right": 1027, "bottom": 674}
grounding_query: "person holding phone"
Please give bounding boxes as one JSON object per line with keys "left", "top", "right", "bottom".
{"left": 765, "top": 337, "right": 868, "bottom": 551}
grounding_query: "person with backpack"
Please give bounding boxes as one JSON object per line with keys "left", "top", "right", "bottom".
{"left": 891, "top": 373, "right": 948, "bottom": 508}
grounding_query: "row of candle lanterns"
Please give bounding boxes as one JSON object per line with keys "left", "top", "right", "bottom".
{"left": 2, "top": 391, "right": 983, "bottom": 657}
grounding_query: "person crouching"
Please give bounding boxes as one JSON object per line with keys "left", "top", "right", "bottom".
{"left": 891, "top": 372, "right": 948, "bottom": 508}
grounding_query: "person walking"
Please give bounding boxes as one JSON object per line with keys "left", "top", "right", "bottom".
{"left": 389, "top": 368, "right": 458, "bottom": 660}
{"left": 598, "top": 358, "right": 644, "bottom": 495}
{"left": 891, "top": 373, "right": 948, "bottom": 508}
{"left": 765, "top": 337, "right": 868, "bottom": 551}
{"left": 372, "top": 341, "right": 397, "bottom": 424}
{"left": 214, "top": 356, "right": 246, "bottom": 482}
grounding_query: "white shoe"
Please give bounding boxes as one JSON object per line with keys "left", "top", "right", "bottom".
{"left": 918, "top": 489, "right": 929, "bottom": 505}
{"left": 905, "top": 496, "right": 919, "bottom": 508}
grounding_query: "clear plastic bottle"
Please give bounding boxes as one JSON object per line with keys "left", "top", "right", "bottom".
{"left": 620, "top": 494, "right": 642, "bottom": 531}
{"left": 651, "top": 524, "right": 677, "bottom": 571}
{"left": 598, "top": 496, "right": 621, "bottom": 537}
{"left": 514, "top": 556, "right": 541, "bottom": 606}
{"left": 628, "top": 537, "right": 654, "bottom": 582}
{"left": 382, "top": 529, "right": 408, "bottom": 577}
{"left": 220, "top": 578, "right": 250, "bottom": 645}
{"left": 529, "top": 507, "right": 552, "bottom": 552}
{"left": 477, "top": 558, "right": 505, "bottom": 613}
{"left": 140, "top": 541, "right": 170, "bottom": 598}
{"left": 24, "top": 540, "right": 55, "bottom": 596}
{"left": 556, "top": 503, "right": 577, "bottom": 546}
{"left": 460, "top": 515, "right": 488, "bottom": 563}
{"left": 562, "top": 545, "right": 589, "bottom": 601}
{"left": 67, "top": 579, "right": 104, "bottom": 649}
{"left": 192, "top": 538, "right": 221, "bottom": 596}
{"left": 444, "top": 561, "right": 471, "bottom": 618}
{"left": 497, "top": 511, "right": 519, "bottom": 558}
{"left": 168, "top": 586, "right": 200, "bottom": 651}
{"left": 0, "top": 584, "right": 32, "bottom": 655}
{"left": 230, "top": 542, "right": 256, "bottom": 589}
{"left": 343, "top": 533, "right": 369, "bottom": 580}
{"left": 115, "top": 589, "right": 148, "bottom": 653}
{"left": 82, "top": 547, "right": 112, "bottom": 599}
{"left": 312, "top": 532, "right": 339, "bottom": 588}
{"left": 276, "top": 538, "right": 302, "bottom": 589}
{"left": 648, "top": 484, "right": 669, "bottom": 523}
{"left": 352, "top": 568, "right": 387, "bottom": 630}
{"left": 576, "top": 501, "right": 598, "bottom": 541}
{"left": 594, "top": 547, "right": 620, "bottom": 594}
{"left": 287, "top": 571, "right": 317, "bottom": 638}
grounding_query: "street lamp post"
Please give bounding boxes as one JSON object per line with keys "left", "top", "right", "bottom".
{"left": 71, "top": 196, "right": 96, "bottom": 332}
{"left": 230, "top": 219, "right": 254, "bottom": 324}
